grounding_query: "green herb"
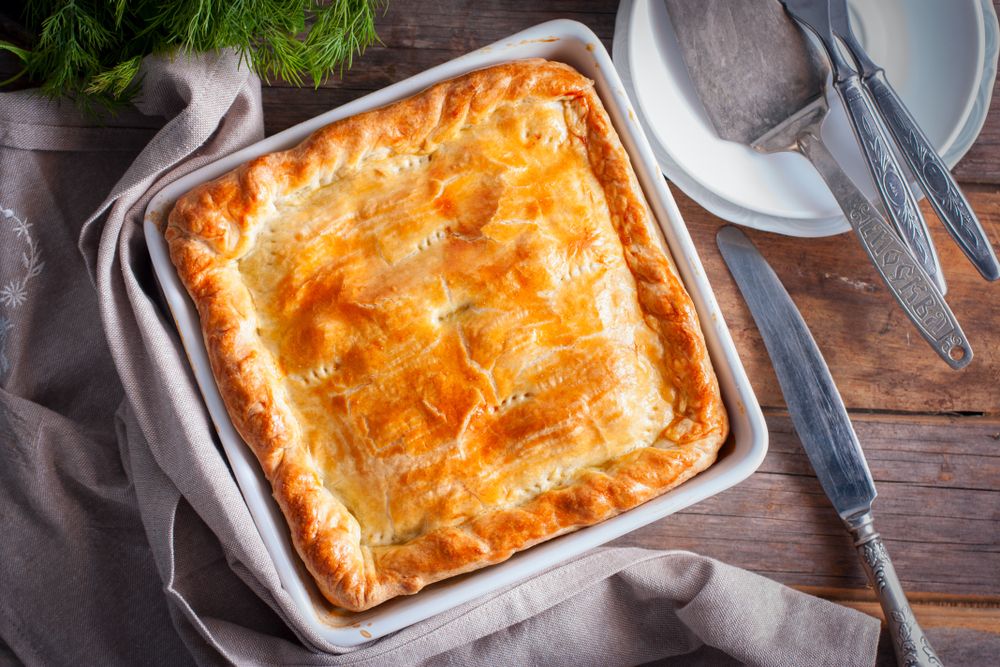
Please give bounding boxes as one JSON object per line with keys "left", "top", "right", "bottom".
{"left": 0, "top": 0, "right": 383, "bottom": 111}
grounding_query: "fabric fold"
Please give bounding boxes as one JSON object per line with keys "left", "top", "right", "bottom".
{"left": 0, "top": 49, "right": 880, "bottom": 666}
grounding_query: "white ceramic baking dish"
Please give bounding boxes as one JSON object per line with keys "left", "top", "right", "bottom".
{"left": 144, "top": 19, "right": 768, "bottom": 647}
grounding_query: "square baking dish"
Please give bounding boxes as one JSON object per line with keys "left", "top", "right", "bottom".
{"left": 143, "top": 19, "right": 768, "bottom": 647}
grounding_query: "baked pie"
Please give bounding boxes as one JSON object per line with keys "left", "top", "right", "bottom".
{"left": 166, "top": 59, "right": 728, "bottom": 612}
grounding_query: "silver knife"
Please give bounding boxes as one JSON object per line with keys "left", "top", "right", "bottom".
{"left": 781, "top": 0, "right": 946, "bottom": 294}
{"left": 829, "top": 0, "right": 1000, "bottom": 281}
{"left": 664, "top": 0, "right": 972, "bottom": 369}
{"left": 717, "top": 225, "right": 943, "bottom": 667}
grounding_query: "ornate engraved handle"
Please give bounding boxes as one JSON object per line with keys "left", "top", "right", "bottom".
{"left": 833, "top": 75, "right": 946, "bottom": 295}
{"left": 863, "top": 70, "right": 1000, "bottom": 281}
{"left": 845, "top": 512, "right": 942, "bottom": 667}
{"left": 799, "top": 132, "right": 972, "bottom": 369}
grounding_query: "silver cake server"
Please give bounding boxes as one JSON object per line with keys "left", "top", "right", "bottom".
{"left": 781, "top": 0, "right": 946, "bottom": 294}
{"left": 664, "top": 0, "right": 971, "bottom": 368}
{"left": 717, "top": 225, "right": 942, "bottom": 667}
{"left": 830, "top": 0, "right": 1000, "bottom": 281}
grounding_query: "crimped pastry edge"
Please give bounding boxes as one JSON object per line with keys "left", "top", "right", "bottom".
{"left": 165, "top": 59, "right": 728, "bottom": 612}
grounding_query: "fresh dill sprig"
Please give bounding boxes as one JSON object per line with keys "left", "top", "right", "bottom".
{"left": 0, "top": 0, "right": 383, "bottom": 110}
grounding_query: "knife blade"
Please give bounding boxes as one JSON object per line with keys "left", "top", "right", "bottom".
{"left": 716, "top": 225, "right": 875, "bottom": 519}
{"left": 781, "top": 0, "right": 946, "bottom": 294}
{"left": 717, "top": 225, "right": 941, "bottom": 667}
{"left": 829, "top": 0, "right": 1000, "bottom": 281}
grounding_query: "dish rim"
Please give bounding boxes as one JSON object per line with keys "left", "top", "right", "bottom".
{"left": 143, "top": 19, "right": 768, "bottom": 647}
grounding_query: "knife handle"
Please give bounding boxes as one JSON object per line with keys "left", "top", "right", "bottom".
{"left": 798, "top": 133, "right": 972, "bottom": 369}
{"left": 833, "top": 74, "right": 947, "bottom": 295}
{"left": 845, "top": 512, "right": 942, "bottom": 667}
{"left": 862, "top": 69, "right": 1000, "bottom": 281}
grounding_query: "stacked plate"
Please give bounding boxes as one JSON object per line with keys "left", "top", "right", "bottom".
{"left": 613, "top": 0, "right": 1000, "bottom": 237}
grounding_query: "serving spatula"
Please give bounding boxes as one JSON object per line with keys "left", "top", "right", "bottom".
{"left": 717, "top": 225, "right": 942, "bottom": 667}
{"left": 665, "top": 0, "right": 971, "bottom": 368}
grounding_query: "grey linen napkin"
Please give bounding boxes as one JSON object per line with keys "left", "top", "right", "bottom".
{"left": 0, "top": 50, "right": 881, "bottom": 666}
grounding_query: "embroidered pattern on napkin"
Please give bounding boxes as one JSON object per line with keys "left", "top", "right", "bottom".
{"left": 0, "top": 205, "right": 44, "bottom": 375}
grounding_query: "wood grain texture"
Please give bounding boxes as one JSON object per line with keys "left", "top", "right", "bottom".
{"left": 259, "top": 1, "right": 616, "bottom": 136}
{"left": 953, "top": 0, "right": 1000, "bottom": 185}
{"left": 3, "top": 0, "right": 997, "bottom": 663}
{"left": 681, "top": 185, "right": 1000, "bottom": 415}
{"left": 238, "top": 2, "right": 1000, "bottom": 664}
{"left": 953, "top": 81, "right": 1000, "bottom": 184}
{"left": 801, "top": 587, "right": 1000, "bottom": 667}
{"left": 613, "top": 411, "right": 1000, "bottom": 665}
{"left": 613, "top": 412, "right": 1000, "bottom": 596}
{"left": 800, "top": 587, "right": 1000, "bottom": 634}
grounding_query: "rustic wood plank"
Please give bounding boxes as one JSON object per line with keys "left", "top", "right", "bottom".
{"left": 2, "top": 2, "right": 999, "bottom": 663}
{"left": 679, "top": 184, "right": 1000, "bottom": 415}
{"left": 873, "top": 627, "right": 1000, "bottom": 667}
{"left": 801, "top": 587, "right": 1000, "bottom": 667}
{"left": 249, "top": 10, "right": 1000, "bottom": 663}
{"left": 953, "top": 0, "right": 1000, "bottom": 183}
{"left": 613, "top": 412, "right": 1000, "bottom": 596}
{"left": 255, "top": 0, "right": 1000, "bottom": 188}
{"left": 259, "top": 0, "right": 616, "bottom": 135}
{"left": 254, "top": 3, "right": 1000, "bottom": 417}
{"left": 250, "top": 5, "right": 1000, "bottom": 661}
{"left": 802, "top": 587, "right": 1000, "bottom": 634}
{"left": 953, "top": 76, "right": 1000, "bottom": 185}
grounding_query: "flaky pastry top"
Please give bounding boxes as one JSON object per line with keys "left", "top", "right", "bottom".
{"left": 166, "top": 59, "right": 728, "bottom": 611}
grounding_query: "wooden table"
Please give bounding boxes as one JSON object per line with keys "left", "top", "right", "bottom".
{"left": 5, "top": 1, "right": 993, "bottom": 663}
{"left": 261, "top": 3, "right": 1000, "bottom": 664}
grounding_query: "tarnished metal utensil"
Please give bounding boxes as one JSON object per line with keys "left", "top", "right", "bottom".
{"left": 664, "top": 0, "right": 971, "bottom": 368}
{"left": 781, "top": 0, "right": 946, "bottom": 293}
{"left": 829, "top": 0, "right": 1000, "bottom": 281}
{"left": 717, "top": 226, "right": 943, "bottom": 667}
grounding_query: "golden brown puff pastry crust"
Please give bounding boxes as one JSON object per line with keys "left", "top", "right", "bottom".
{"left": 166, "top": 59, "right": 728, "bottom": 612}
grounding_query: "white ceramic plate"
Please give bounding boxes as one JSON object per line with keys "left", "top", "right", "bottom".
{"left": 143, "top": 20, "right": 767, "bottom": 647}
{"left": 614, "top": 0, "right": 999, "bottom": 237}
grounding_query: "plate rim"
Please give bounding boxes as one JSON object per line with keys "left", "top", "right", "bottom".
{"left": 613, "top": 0, "right": 996, "bottom": 237}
